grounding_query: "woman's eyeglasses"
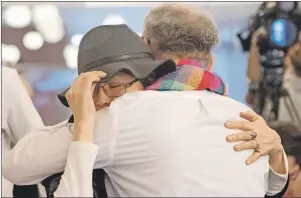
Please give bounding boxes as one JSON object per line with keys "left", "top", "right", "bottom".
{"left": 93, "top": 78, "right": 139, "bottom": 98}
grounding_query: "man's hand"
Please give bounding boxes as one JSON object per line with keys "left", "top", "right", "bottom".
{"left": 247, "top": 27, "right": 266, "bottom": 83}
{"left": 224, "top": 110, "right": 283, "bottom": 167}
{"left": 66, "top": 71, "right": 107, "bottom": 142}
{"left": 251, "top": 27, "right": 267, "bottom": 47}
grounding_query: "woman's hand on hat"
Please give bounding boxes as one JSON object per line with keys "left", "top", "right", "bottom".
{"left": 224, "top": 110, "right": 283, "bottom": 168}
{"left": 66, "top": 71, "right": 107, "bottom": 123}
{"left": 66, "top": 71, "right": 107, "bottom": 142}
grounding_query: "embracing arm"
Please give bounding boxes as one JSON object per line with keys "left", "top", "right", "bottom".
{"left": 53, "top": 142, "right": 99, "bottom": 197}
{"left": 267, "top": 149, "right": 289, "bottom": 196}
{"left": 53, "top": 111, "right": 98, "bottom": 197}
{"left": 54, "top": 71, "right": 112, "bottom": 197}
{"left": 3, "top": 109, "right": 116, "bottom": 186}
{"left": 3, "top": 121, "right": 72, "bottom": 185}
{"left": 225, "top": 110, "right": 289, "bottom": 196}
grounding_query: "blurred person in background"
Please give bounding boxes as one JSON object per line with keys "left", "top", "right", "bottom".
{"left": 268, "top": 122, "right": 301, "bottom": 197}
{"left": 19, "top": 75, "right": 33, "bottom": 98}
{"left": 1, "top": 66, "right": 45, "bottom": 198}
{"left": 246, "top": 28, "right": 301, "bottom": 126}
{"left": 4, "top": 4, "right": 289, "bottom": 197}
{"left": 278, "top": 41, "right": 301, "bottom": 126}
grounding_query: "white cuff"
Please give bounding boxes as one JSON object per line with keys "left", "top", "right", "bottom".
{"left": 266, "top": 148, "right": 289, "bottom": 196}
{"left": 54, "top": 142, "right": 99, "bottom": 197}
{"left": 67, "top": 141, "right": 99, "bottom": 175}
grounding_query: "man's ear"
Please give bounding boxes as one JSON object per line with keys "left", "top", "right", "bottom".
{"left": 206, "top": 56, "right": 214, "bottom": 71}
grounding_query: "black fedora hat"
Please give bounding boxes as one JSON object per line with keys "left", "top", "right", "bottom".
{"left": 58, "top": 24, "right": 176, "bottom": 107}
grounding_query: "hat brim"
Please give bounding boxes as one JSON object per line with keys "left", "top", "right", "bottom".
{"left": 58, "top": 58, "right": 176, "bottom": 107}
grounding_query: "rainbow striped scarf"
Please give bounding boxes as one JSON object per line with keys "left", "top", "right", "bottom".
{"left": 145, "top": 59, "right": 226, "bottom": 95}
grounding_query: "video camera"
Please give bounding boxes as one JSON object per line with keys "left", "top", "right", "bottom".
{"left": 237, "top": 2, "right": 301, "bottom": 63}
{"left": 238, "top": 2, "right": 301, "bottom": 125}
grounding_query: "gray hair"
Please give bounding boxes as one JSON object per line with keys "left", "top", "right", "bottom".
{"left": 143, "top": 4, "right": 220, "bottom": 65}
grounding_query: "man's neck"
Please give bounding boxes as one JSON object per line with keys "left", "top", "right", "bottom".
{"left": 154, "top": 53, "right": 180, "bottom": 64}
{"left": 154, "top": 53, "right": 212, "bottom": 71}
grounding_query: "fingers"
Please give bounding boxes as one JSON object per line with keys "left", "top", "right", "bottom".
{"left": 71, "top": 71, "right": 107, "bottom": 91}
{"left": 246, "top": 151, "right": 261, "bottom": 165}
{"left": 233, "top": 140, "right": 258, "bottom": 151}
{"left": 78, "top": 71, "right": 107, "bottom": 84}
{"left": 253, "top": 27, "right": 267, "bottom": 39}
{"left": 66, "top": 71, "right": 107, "bottom": 99}
{"left": 88, "top": 71, "right": 107, "bottom": 78}
{"left": 239, "top": 110, "right": 261, "bottom": 122}
{"left": 224, "top": 120, "right": 253, "bottom": 131}
{"left": 80, "top": 76, "right": 101, "bottom": 90}
{"left": 91, "top": 83, "right": 97, "bottom": 97}
{"left": 226, "top": 131, "right": 254, "bottom": 142}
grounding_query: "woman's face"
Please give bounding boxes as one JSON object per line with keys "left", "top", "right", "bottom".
{"left": 93, "top": 72, "right": 144, "bottom": 111}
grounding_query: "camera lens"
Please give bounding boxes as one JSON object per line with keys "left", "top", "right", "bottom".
{"left": 270, "top": 18, "right": 298, "bottom": 47}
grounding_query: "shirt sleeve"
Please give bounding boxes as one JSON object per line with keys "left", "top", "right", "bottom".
{"left": 3, "top": 121, "right": 72, "bottom": 185}
{"left": 54, "top": 142, "right": 99, "bottom": 197}
{"left": 266, "top": 148, "right": 289, "bottom": 196}
{"left": 3, "top": 107, "right": 117, "bottom": 185}
{"left": 5, "top": 69, "right": 44, "bottom": 143}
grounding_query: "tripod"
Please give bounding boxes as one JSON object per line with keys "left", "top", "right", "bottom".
{"left": 280, "top": 88, "right": 301, "bottom": 127}
{"left": 253, "top": 68, "right": 301, "bottom": 127}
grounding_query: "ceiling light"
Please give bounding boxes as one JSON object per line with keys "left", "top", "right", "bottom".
{"left": 63, "top": 44, "right": 78, "bottom": 69}
{"left": 4, "top": 5, "right": 32, "bottom": 28}
{"left": 32, "top": 4, "right": 65, "bottom": 43}
{"left": 102, "top": 14, "right": 127, "bottom": 25}
{"left": 266, "top": 2, "right": 277, "bottom": 9}
{"left": 23, "top": 31, "right": 44, "bottom": 51}
{"left": 2, "top": 44, "right": 21, "bottom": 63}
{"left": 71, "top": 34, "right": 83, "bottom": 46}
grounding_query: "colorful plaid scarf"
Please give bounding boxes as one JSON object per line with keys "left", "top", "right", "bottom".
{"left": 145, "top": 59, "right": 226, "bottom": 95}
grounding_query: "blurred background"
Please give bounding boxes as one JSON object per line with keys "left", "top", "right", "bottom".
{"left": 1, "top": 1, "right": 299, "bottom": 125}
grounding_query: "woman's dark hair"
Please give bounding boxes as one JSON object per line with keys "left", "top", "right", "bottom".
{"left": 268, "top": 121, "right": 301, "bottom": 166}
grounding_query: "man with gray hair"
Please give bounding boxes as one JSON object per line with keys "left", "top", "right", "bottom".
{"left": 140, "top": 4, "right": 289, "bottom": 196}
{"left": 142, "top": 4, "right": 219, "bottom": 69}
{"left": 4, "top": 4, "right": 289, "bottom": 197}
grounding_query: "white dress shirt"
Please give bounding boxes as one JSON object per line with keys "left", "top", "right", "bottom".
{"left": 3, "top": 91, "right": 288, "bottom": 197}
{"left": 1, "top": 67, "right": 45, "bottom": 197}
